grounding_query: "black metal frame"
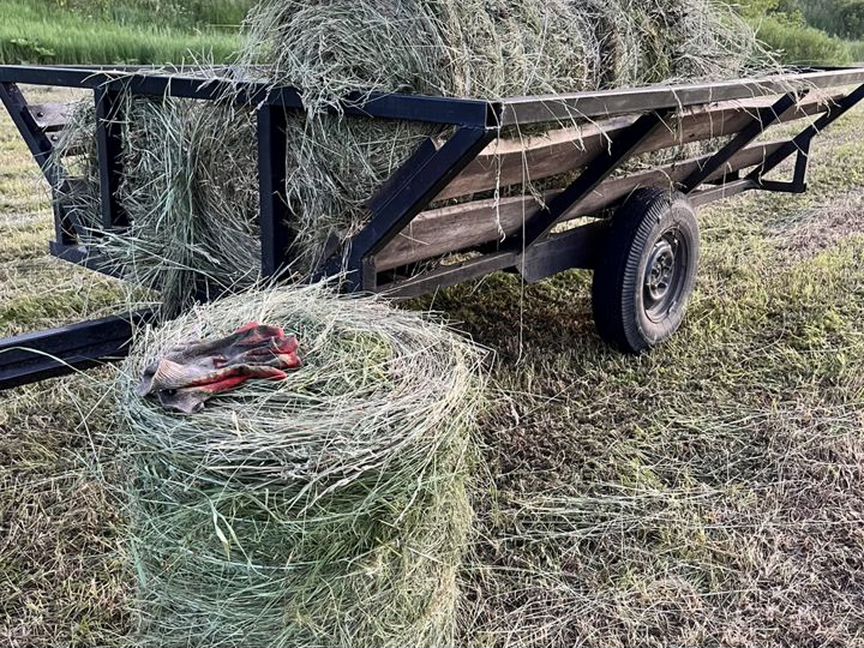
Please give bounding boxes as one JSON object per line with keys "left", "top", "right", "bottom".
{"left": 512, "top": 109, "right": 673, "bottom": 250}
{"left": 0, "top": 310, "right": 153, "bottom": 389}
{"left": 325, "top": 126, "right": 498, "bottom": 291}
{"left": 3, "top": 63, "right": 864, "bottom": 389}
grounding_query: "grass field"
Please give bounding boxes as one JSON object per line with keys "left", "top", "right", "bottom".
{"left": 1, "top": 0, "right": 863, "bottom": 70}
{"left": 3, "top": 90, "right": 864, "bottom": 647}
{"left": 0, "top": 0, "right": 249, "bottom": 65}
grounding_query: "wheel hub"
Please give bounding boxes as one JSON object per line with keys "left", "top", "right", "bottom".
{"left": 643, "top": 230, "right": 687, "bottom": 322}
{"left": 645, "top": 240, "right": 675, "bottom": 302}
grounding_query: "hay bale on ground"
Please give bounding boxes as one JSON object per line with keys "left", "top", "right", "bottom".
{"left": 53, "top": 0, "right": 773, "bottom": 311}
{"left": 112, "top": 285, "right": 486, "bottom": 647}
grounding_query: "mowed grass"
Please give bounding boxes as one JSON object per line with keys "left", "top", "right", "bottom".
{"left": 0, "top": 88, "right": 133, "bottom": 647}
{"left": 0, "top": 1, "right": 245, "bottom": 65}
{"left": 3, "top": 92, "right": 864, "bottom": 646}
{"left": 441, "top": 112, "right": 864, "bottom": 646}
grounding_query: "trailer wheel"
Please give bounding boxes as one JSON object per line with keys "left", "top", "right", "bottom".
{"left": 592, "top": 188, "right": 699, "bottom": 354}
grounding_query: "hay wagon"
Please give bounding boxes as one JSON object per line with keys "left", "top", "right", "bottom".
{"left": 2, "top": 64, "right": 864, "bottom": 389}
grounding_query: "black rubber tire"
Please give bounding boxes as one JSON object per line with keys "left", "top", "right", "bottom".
{"left": 592, "top": 188, "right": 700, "bottom": 354}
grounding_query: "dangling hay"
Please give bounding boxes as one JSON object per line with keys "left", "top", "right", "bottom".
{"left": 112, "top": 284, "right": 486, "bottom": 647}
{"left": 53, "top": 0, "right": 774, "bottom": 312}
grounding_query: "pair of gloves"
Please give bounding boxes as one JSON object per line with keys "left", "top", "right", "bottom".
{"left": 137, "top": 322, "right": 302, "bottom": 414}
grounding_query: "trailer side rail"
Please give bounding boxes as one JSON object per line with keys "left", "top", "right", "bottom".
{"left": 2, "top": 64, "right": 864, "bottom": 388}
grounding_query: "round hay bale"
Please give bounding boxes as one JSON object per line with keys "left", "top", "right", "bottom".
{"left": 114, "top": 285, "right": 486, "bottom": 647}
{"left": 55, "top": 95, "right": 262, "bottom": 314}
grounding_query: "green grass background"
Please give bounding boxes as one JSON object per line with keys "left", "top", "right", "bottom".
{"left": 1, "top": 0, "right": 864, "bottom": 68}
{"left": 0, "top": 0, "right": 253, "bottom": 65}
{"left": 741, "top": 0, "right": 864, "bottom": 65}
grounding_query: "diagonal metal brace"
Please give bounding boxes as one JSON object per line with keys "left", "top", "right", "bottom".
{"left": 0, "top": 81, "right": 59, "bottom": 182}
{"left": 322, "top": 126, "right": 496, "bottom": 290}
{"left": 754, "top": 138, "right": 813, "bottom": 195}
{"left": 680, "top": 91, "right": 801, "bottom": 193}
{"left": 0, "top": 81, "right": 80, "bottom": 245}
{"left": 748, "top": 83, "right": 864, "bottom": 184}
{"left": 513, "top": 109, "right": 673, "bottom": 250}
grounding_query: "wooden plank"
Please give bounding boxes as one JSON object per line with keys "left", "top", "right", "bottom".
{"left": 498, "top": 67, "right": 864, "bottom": 125}
{"left": 437, "top": 92, "right": 838, "bottom": 201}
{"left": 28, "top": 102, "right": 71, "bottom": 132}
{"left": 381, "top": 177, "right": 761, "bottom": 297}
{"left": 437, "top": 115, "right": 634, "bottom": 201}
{"left": 376, "top": 140, "right": 786, "bottom": 271}
{"left": 690, "top": 179, "right": 760, "bottom": 207}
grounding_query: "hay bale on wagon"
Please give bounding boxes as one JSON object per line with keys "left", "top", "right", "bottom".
{"left": 113, "top": 285, "right": 485, "bottom": 647}
{"left": 53, "top": 0, "right": 772, "bottom": 311}
{"left": 241, "top": 0, "right": 762, "bottom": 107}
{"left": 56, "top": 96, "right": 262, "bottom": 311}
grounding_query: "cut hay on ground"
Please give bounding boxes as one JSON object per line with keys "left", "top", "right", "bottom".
{"left": 53, "top": 0, "right": 774, "bottom": 312}
{"left": 111, "top": 284, "right": 485, "bottom": 647}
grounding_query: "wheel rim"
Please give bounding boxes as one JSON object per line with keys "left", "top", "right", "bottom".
{"left": 643, "top": 227, "right": 689, "bottom": 323}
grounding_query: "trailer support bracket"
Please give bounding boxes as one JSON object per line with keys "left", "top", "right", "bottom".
{"left": 0, "top": 310, "right": 153, "bottom": 391}
{"left": 681, "top": 91, "right": 800, "bottom": 193}
{"left": 749, "top": 83, "right": 864, "bottom": 185}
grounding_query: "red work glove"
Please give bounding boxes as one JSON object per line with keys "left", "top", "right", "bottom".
{"left": 137, "top": 322, "right": 302, "bottom": 414}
